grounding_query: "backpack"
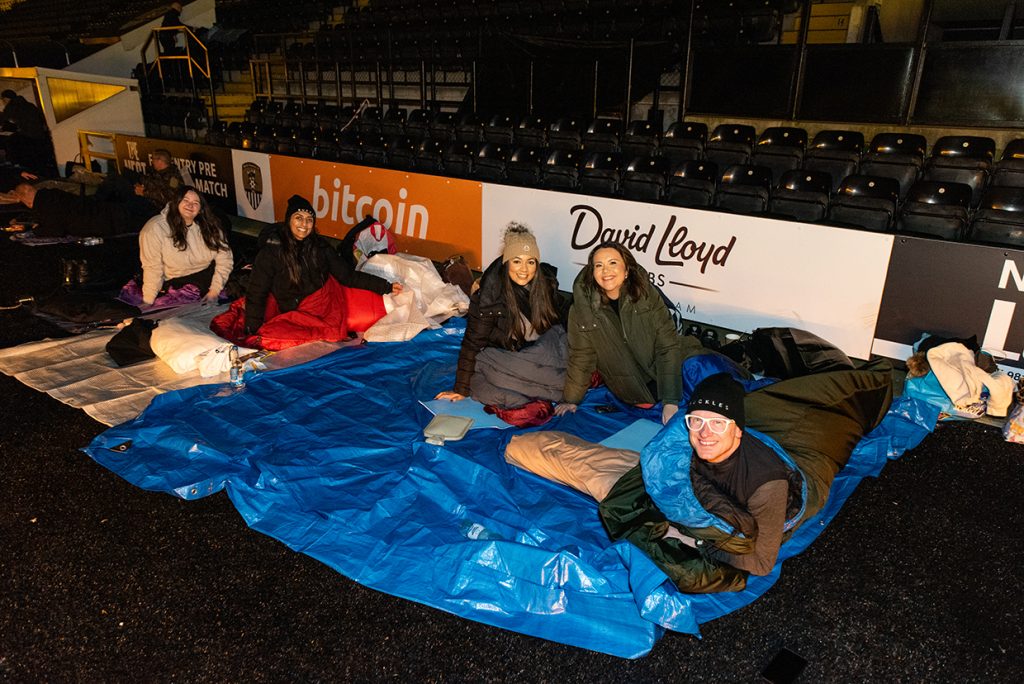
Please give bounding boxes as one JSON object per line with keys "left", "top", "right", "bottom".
{"left": 338, "top": 216, "right": 396, "bottom": 269}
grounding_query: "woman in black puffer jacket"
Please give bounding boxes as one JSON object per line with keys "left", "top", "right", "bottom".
{"left": 436, "top": 223, "right": 570, "bottom": 409}
{"left": 244, "top": 194, "right": 401, "bottom": 335}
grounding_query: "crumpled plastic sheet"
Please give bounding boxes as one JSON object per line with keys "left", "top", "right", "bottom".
{"left": 84, "top": 320, "right": 938, "bottom": 658}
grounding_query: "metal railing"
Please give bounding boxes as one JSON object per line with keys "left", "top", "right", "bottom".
{"left": 76, "top": 130, "right": 117, "bottom": 172}
{"left": 140, "top": 25, "right": 218, "bottom": 122}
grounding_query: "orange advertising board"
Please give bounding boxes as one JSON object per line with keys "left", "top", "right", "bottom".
{"left": 267, "top": 157, "right": 484, "bottom": 268}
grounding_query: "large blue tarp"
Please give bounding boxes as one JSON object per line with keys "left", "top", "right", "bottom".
{"left": 84, "top": 320, "right": 939, "bottom": 658}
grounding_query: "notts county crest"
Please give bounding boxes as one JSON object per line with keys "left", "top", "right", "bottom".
{"left": 243, "top": 162, "right": 263, "bottom": 210}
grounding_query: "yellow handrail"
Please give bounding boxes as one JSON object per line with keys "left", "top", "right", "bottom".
{"left": 77, "top": 130, "right": 117, "bottom": 171}
{"left": 140, "top": 25, "right": 218, "bottom": 120}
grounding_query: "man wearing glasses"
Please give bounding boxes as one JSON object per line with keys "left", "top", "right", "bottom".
{"left": 671, "top": 373, "right": 800, "bottom": 576}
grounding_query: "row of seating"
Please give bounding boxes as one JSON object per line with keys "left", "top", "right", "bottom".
{"left": 196, "top": 114, "right": 1024, "bottom": 248}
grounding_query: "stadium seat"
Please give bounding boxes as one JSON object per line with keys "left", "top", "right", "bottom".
{"left": 387, "top": 136, "right": 418, "bottom": 170}
{"left": 456, "top": 112, "right": 485, "bottom": 143}
{"left": 547, "top": 116, "right": 585, "bottom": 151}
{"left": 827, "top": 174, "right": 901, "bottom": 232}
{"left": 715, "top": 164, "right": 773, "bottom": 215}
{"left": 992, "top": 139, "right": 1024, "bottom": 189}
{"left": 381, "top": 107, "right": 408, "bottom": 137}
{"left": 405, "top": 108, "right": 433, "bottom": 139}
{"left": 578, "top": 150, "right": 624, "bottom": 197}
{"left": 705, "top": 123, "right": 756, "bottom": 169}
{"left": 769, "top": 169, "right": 831, "bottom": 223}
{"left": 897, "top": 180, "right": 972, "bottom": 241}
{"left": 483, "top": 113, "right": 516, "bottom": 144}
{"left": 473, "top": 143, "right": 512, "bottom": 181}
{"left": 360, "top": 133, "right": 389, "bottom": 167}
{"left": 540, "top": 149, "right": 582, "bottom": 190}
{"left": 582, "top": 118, "right": 623, "bottom": 153}
{"left": 752, "top": 126, "right": 807, "bottom": 183}
{"left": 858, "top": 132, "right": 927, "bottom": 201}
{"left": 969, "top": 186, "right": 1024, "bottom": 248}
{"left": 356, "top": 106, "right": 383, "bottom": 135}
{"left": 428, "top": 111, "right": 459, "bottom": 141}
{"left": 922, "top": 135, "right": 995, "bottom": 208}
{"left": 665, "top": 159, "right": 718, "bottom": 208}
{"left": 619, "top": 120, "right": 660, "bottom": 160}
{"left": 620, "top": 155, "right": 671, "bottom": 202}
{"left": 443, "top": 141, "right": 477, "bottom": 177}
{"left": 803, "top": 129, "right": 864, "bottom": 194}
{"left": 659, "top": 121, "right": 707, "bottom": 164}
{"left": 515, "top": 115, "right": 548, "bottom": 148}
{"left": 415, "top": 139, "right": 447, "bottom": 174}
{"left": 506, "top": 146, "right": 544, "bottom": 186}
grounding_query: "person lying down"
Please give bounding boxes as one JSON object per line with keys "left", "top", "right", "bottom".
{"left": 505, "top": 362, "right": 894, "bottom": 593}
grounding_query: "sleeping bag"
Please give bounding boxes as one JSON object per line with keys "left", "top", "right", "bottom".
{"left": 210, "top": 276, "right": 386, "bottom": 351}
{"left": 599, "top": 357, "right": 894, "bottom": 593}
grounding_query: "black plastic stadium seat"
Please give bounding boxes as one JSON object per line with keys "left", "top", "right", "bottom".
{"left": 858, "top": 132, "right": 927, "bottom": 201}
{"left": 897, "top": 180, "right": 972, "bottom": 241}
{"left": 769, "top": 169, "right": 831, "bottom": 223}
{"left": 548, "top": 116, "right": 585, "bottom": 151}
{"left": 473, "top": 142, "right": 512, "bottom": 181}
{"left": 415, "top": 138, "right": 446, "bottom": 174}
{"left": 582, "top": 118, "right": 623, "bottom": 153}
{"left": 993, "top": 138, "right": 1024, "bottom": 189}
{"left": 705, "top": 123, "right": 756, "bottom": 169}
{"left": 456, "top": 112, "right": 485, "bottom": 143}
{"left": 619, "top": 120, "right": 660, "bottom": 160}
{"left": 484, "top": 113, "right": 516, "bottom": 145}
{"left": 715, "top": 164, "right": 773, "bottom": 215}
{"left": 404, "top": 108, "right": 433, "bottom": 139}
{"left": 620, "top": 155, "right": 671, "bottom": 202}
{"left": 659, "top": 121, "right": 707, "bottom": 164}
{"left": 752, "top": 126, "right": 807, "bottom": 184}
{"left": 380, "top": 107, "right": 407, "bottom": 138}
{"left": 515, "top": 115, "right": 548, "bottom": 148}
{"left": 578, "top": 150, "right": 624, "bottom": 197}
{"left": 540, "top": 149, "right": 582, "bottom": 190}
{"left": 442, "top": 141, "right": 477, "bottom": 177}
{"left": 803, "top": 129, "right": 864, "bottom": 194}
{"left": 922, "top": 135, "right": 995, "bottom": 208}
{"left": 827, "top": 174, "right": 901, "bottom": 232}
{"left": 969, "top": 186, "right": 1024, "bottom": 248}
{"left": 665, "top": 159, "right": 718, "bottom": 208}
{"left": 506, "top": 146, "right": 544, "bottom": 187}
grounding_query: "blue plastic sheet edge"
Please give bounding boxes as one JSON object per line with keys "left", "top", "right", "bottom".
{"left": 83, "top": 320, "right": 939, "bottom": 658}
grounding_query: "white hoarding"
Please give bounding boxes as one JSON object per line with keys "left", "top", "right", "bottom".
{"left": 482, "top": 186, "right": 894, "bottom": 359}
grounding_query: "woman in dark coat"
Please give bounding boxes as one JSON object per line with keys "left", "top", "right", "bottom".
{"left": 436, "top": 223, "right": 570, "bottom": 409}
{"left": 555, "top": 241, "right": 685, "bottom": 425}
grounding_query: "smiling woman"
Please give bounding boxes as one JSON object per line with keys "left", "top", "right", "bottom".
{"left": 436, "top": 222, "right": 571, "bottom": 424}
{"left": 558, "top": 241, "right": 689, "bottom": 425}
{"left": 138, "top": 186, "right": 233, "bottom": 306}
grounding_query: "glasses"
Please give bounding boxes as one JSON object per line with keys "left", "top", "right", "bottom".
{"left": 684, "top": 414, "right": 734, "bottom": 434}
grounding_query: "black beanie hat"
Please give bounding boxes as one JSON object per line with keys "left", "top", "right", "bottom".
{"left": 286, "top": 194, "right": 315, "bottom": 223}
{"left": 687, "top": 373, "right": 745, "bottom": 429}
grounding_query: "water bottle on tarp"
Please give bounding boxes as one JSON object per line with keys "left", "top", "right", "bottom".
{"left": 228, "top": 345, "right": 244, "bottom": 388}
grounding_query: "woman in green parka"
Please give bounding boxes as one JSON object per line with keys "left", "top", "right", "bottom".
{"left": 554, "top": 241, "right": 687, "bottom": 425}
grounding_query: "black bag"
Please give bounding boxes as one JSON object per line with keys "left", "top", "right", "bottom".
{"left": 105, "top": 318, "right": 157, "bottom": 367}
{"left": 749, "top": 327, "right": 855, "bottom": 380}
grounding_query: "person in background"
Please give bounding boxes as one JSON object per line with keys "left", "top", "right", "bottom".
{"left": 0, "top": 89, "right": 55, "bottom": 176}
{"left": 138, "top": 186, "right": 232, "bottom": 305}
{"left": 135, "top": 148, "right": 193, "bottom": 211}
{"left": 436, "top": 223, "right": 570, "bottom": 411}
{"left": 11, "top": 182, "right": 144, "bottom": 237}
{"left": 555, "top": 241, "right": 683, "bottom": 424}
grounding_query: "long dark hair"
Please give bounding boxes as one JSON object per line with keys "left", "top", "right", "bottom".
{"left": 167, "top": 186, "right": 227, "bottom": 252}
{"left": 501, "top": 260, "right": 560, "bottom": 345}
{"left": 585, "top": 240, "right": 647, "bottom": 303}
{"left": 278, "top": 215, "right": 325, "bottom": 287}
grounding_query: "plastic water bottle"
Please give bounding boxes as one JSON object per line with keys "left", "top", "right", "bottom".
{"left": 228, "top": 345, "right": 244, "bottom": 388}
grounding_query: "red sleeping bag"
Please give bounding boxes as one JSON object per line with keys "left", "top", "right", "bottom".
{"left": 211, "top": 276, "right": 386, "bottom": 351}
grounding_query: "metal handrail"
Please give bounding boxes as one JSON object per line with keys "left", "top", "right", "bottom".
{"left": 77, "top": 130, "right": 117, "bottom": 172}
{"left": 140, "top": 25, "right": 218, "bottom": 121}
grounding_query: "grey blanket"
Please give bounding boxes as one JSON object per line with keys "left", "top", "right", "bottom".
{"left": 470, "top": 325, "right": 567, "bottom": 408}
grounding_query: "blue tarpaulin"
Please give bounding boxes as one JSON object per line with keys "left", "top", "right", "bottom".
{"left": 84, "top": 320, "right": 938, "bottom": 658}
